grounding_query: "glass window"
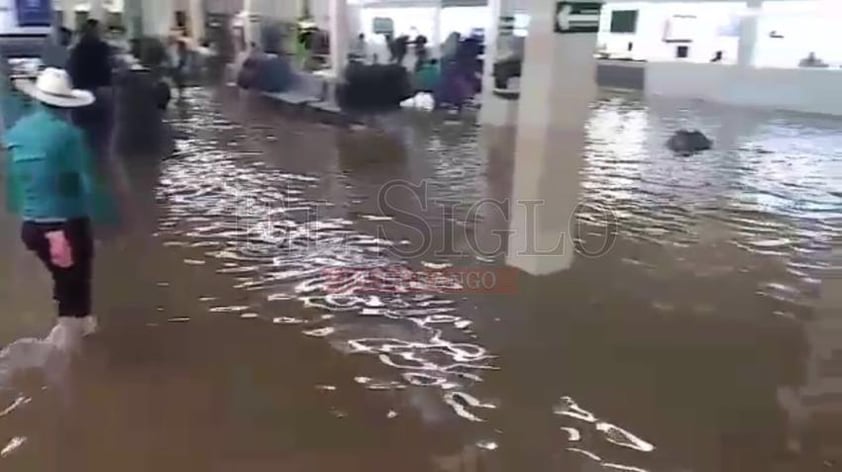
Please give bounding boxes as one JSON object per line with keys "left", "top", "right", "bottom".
{"left": 610, "top": 10, "right": 638, "bottom": 34}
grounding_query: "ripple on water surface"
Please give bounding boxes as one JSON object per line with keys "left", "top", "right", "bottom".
{"left": 149, "top": 90, "right": 842, "bottom": 471}
{"left": 157, "top": 91, "right": 497, "bottom": 440}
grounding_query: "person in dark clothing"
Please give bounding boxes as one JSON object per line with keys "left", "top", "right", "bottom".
{"left": 67, "top": 19, "right": 113, "bottom": 155}
{"left": 394, "top": 35, "right": 409, "bottom": 66}
{"left": 41, "top": 27, "right": 73, "bottom": 69}
{"left": 68, "top": 19, "right": 112, "bottom": 90}
{"left": 413, "top": 34, "right": 428, "bottom": 72}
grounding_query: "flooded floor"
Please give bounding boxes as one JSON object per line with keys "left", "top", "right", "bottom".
{"left": 0, "top": 87, "right": 840, "bottom": 472}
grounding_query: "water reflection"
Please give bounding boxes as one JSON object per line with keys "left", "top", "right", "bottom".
{"left": 156, "top": 90, "right": 498, "bottom": 438}
{"left": 777, "top": 246, "right": 842, "bottom": 464}
{"left": 1, "top": 86, "right": 839, "bottom": 470}
{"left": 160, "top": 88, "right": 841, "bottom": 471}
{"left": 584, "top": 96, "right": 840, "bottom": 310}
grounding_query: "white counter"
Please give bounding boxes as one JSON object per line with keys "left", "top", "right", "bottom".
{"left": 645, "top": 62, "right": 842, "bottom": 116}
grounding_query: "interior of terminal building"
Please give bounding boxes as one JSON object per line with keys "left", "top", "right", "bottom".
{"left": 0, "top": 1, "right": 839, "bottom": 471}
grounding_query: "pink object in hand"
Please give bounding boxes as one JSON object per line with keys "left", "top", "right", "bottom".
{"left": 46, "top": 231, "right": 74, "bottom": 268}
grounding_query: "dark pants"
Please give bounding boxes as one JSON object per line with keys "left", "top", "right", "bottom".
{"left": 172, "top": 66, "right": 187, "bottom": 94}
{"left": 21, "top": 219, "right": 93, "bottom": 318}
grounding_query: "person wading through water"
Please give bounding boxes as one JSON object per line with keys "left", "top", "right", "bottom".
{"left": 4, "top": 68, "right": 114, "bottom": 351}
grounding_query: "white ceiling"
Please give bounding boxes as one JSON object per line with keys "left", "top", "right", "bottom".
{"left": 361, "top": 0, "right": 802, "bottom": 5}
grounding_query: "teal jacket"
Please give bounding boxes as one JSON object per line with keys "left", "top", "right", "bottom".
{"left": 414, "top": 64, "right": 440, "bottom": 92}
{"left": 4, "top": 106, "right": 113, "bottom": 222}
{"left": 0, "top": 89, "right": 30, "bottom": 130}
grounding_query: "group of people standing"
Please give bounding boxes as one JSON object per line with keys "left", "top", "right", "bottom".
{"left": 400, "top": 31, "right": 482, "bottom": 112}
{"left": 349, "top": 30, "right": 482, "bottom": 112}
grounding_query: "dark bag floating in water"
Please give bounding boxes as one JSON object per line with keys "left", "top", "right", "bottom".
{"left": 666, "top": 130, "right": 713, "bottom": 154}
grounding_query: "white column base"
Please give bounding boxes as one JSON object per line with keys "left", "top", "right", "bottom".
{"left": 329, "top": 0, "right": 349, "bottom": 77}
{"left": 479, "top": 94, "right": 518, "bottom": 128}
{"left": 479, "top": 93, "right": 518, "bottom": 127}
{"left": 506, "top": 125, "right": 585, "bottom": 276}
{"left": 504, "top": 4, "right": 598, "bottom": 276}
{"left": 507, "top": 229, "right": 576, "bottom": 275}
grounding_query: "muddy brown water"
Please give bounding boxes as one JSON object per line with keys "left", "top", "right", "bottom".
{"left": 0, "top": 87, "right": 839, "bottom": 472}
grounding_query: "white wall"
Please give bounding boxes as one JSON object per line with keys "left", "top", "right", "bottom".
{"left": 71, "top": 0, "right": 125, "bottom": 13}
{"left": 206, "top": 0, "right": 243, "bottom": 15}
{"left": 598, "top": 0, "right": 842, "bottom": 67}
{"left": 359, "top": 5, "right": 491, "bottom": 40}
{"left": 598, "top": 1, "right": 744, "bottom": 63}
{"left": 141, "top": 0, "right": 173, "bottom": 37}
{"left": 754, "top": 0, "right": 842, "bottom": 68}
{"left": 250, "top": 0, "right": 301, "bottom": 20}
{"left": 360, "top": 6, "right": 437, "bottom": 38}
{"left": 311, "top": 0, "right": 331, "bottom": 30}
{"left": 645, "top": 61, "right": 842, "bottom": 116}
{"left": 440, "top": 6, "right": 490, "bottom": 37}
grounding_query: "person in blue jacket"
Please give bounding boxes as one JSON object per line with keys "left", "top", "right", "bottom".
{"left": 4, "top": 68, "right": 113, "bottom": 349}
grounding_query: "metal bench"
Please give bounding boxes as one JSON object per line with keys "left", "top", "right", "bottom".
{"left": 263, "top": 90, "right": 316, "bottom": 106}
{"left": 259, "top": 70, "right": 351, "bottom": 124}
{"left": 262, "top": 71, "right": 327, "bottom": 106}
{"left": 309, "top": 100, "right": 341, "bottom": 113}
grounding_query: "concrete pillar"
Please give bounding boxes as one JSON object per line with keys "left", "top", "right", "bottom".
{"left": 55, "top": 0, "right": 76, "bottom": 30}
{"left": 737, "top": 0, "right": 762, "bottom": 68}
{"left": 189, "top": 0, "right": 205, "bottom": 40}
{"left": 280, "top": 0, "right": 302, "bottom": 20}
{"left": 247, "top": 0, "right": 300, "bottom": 21}
{"left": 89, "top": 0, "right": 104, "bottom": 21}
{"left": 311, "top": 0, "right": 330, "bottom": 30}
{"left": 142, "top": 0, "right": 174, "bottom": 38}
{"left": 329, "top": 0, "right": 349, "bottom": 76}
{"left": 506, "top": 0, "right": 601, "bottom": 275}
{"left": 478, "top": 0, "right": 517, "bottom": 127}
{"left": 432, "top": 0, "right": 442, "bottom": 58}
{"left": 240, "top": 0, "right": 258, "bottom": 47}
{"left": 242, "top": 0, "right": 300, "bottom": 51}
{"left": 347, "top": 2, "right": 362, "bottom": 39}
{"left": 59, "top": 0, "right": 75, "bottom": 29}
{"left": 123, "top": 0, "right": 142, "bottom": 38}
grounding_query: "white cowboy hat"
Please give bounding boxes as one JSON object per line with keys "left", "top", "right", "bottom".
{"left": 14, "top": 68, "right": 95, "bottom": 108}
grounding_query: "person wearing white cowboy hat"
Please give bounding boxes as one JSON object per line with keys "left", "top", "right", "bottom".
{"left": 4, "top": 67, "right": 114, "bottom": 352}
{"left": 14, "top": 67, "right": 95, "bottom": 108}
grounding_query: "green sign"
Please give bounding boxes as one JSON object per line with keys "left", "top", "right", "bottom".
{"left": 373, "top": 17, "right": 394, "bottom": 35}
{"left": 555, "top": 1, "right": 603, "bottom": 34}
